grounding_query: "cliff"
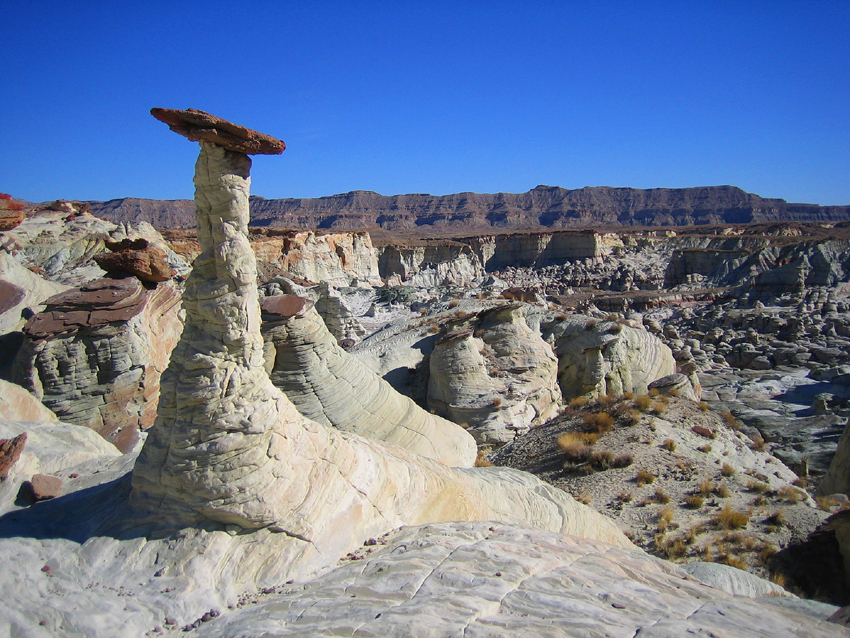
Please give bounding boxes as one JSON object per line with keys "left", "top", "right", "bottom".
{"left": 88, "top": 185, "right": 850, "bottom": 230}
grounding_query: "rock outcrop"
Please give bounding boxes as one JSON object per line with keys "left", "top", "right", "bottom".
{"left": 130, "top": 133, "right": 629, "bottom": 570}
{"left": 818, "top": 419, "right": 850, "bottom": 497}
{"left": 93, "top": 237, "right": 175, "bottom": 282}
{"left": 542, "top": 315, "right": 676, "bottom": 399}
{"left": 0, "top": 252, "right": 69, "bottom": 335}
{"left": 261, "top": 294, "right": 477, "bottom": 466}
{"left": 13, "top": 276, "right": 182, "bottom": 451}
{"left": 428, "top": 304, "right": 562, "bottom": 445}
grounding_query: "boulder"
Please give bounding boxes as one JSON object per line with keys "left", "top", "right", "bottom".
{"left": 93, "top": 237, "right": 174, "bottom": 282}
{"left": 260, "top": 294, "right": 477, "bottom": 467}
{"left": 22, "top": 473, "right": 63, "bottom": 501}
{"left": 13, "top": 277, "right": 182, "bottom": 451}
{"left": 0, "top": 433, "right": 26, "bottom": 480}
{"left": 427, "top": 304, "right": 562, "bottom": 446}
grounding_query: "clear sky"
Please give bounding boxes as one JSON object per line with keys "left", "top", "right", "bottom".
{"left": 2, "top": 1, "right": 848, "bottom": 205}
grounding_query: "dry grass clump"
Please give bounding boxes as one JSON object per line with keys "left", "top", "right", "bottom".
{"left": 584, "top": 319, "right": 597, "bottom": 331}
{"left": 636, "top": 469, "right": 656, "bottom": 486}
{"left": 749, "top": 435, "right": 766, "bottom": 451}
{"left": 648, "top": 388, "right": 660, "bottom": 398}
{"left": 429, "top": 324, "right": 441, "bottom": 334}
{"left": 698, "top": 401, "right": 711, "bottom": 412}
{"left": 612, "top": 453, "right": 633, "bottom": 468}
{"left": 661, "top": 538, "right": 687, "bottom": 559}
{"left": 609, "top": 322, "right": 623, "bottom": 334}
{"left": 720, "top": 463, "right": 736, "bottom": 477}
{"left": 634, "top": 395, "right": 653, "bottom": 412}
{"left": 699, "top": 479, "right": 729, "bottom": 498}
{"left": 448, "top": 300, "right": 460, "bottom": 308}
{"left": 746, "top": 479, "right": 769, "bottom": 494}
{"left": 616, "top": 491, "right": 633, "bottom": 503}
{"left": 777, "top": 486, "right": 806, "bottom": 503}
{"left": 764, "top": 510, "right": 786, "bottom": 527}
{"left": 491, "top": 397, "right": 503, "bottom": 408}
{"left": 652, "top": 489, "right": 671, "bottom": 504}
{"left": 621, "top": 392, "right": 635, "bottom": 401}
{"left": 656, "top": 506, "right": 674, "bottom": 532}
{"left": 697, "top": 444, "right": 712, "bottom": 453}
{"left": 713, "top": 504, "right": 750, "bottom": 530}
{"left": 595, "top": 393, "right": 616, "bottom": 406}
{"left": 684, "top": 495, "right": 705, "bottom": 509}
{"left": 722, "top": 555, "right": 747, "bottom": 570}
{"left": 555, "top": 313, "right": 569, "bottom": 321}
{"left": 624, "top": 409, "right": 642, "bottom": 426}
{"left": 684, "top": 523, "right": 706, "bottom": 544}
{"left": 652, "top": 401, "right": 668, "bottom": 414}
{"left": 662, "top": 439, "right": 676, "bottom": 452}
{"left": 576, "top": 492, "right": 592, "bottom": 505}
{"left": 569, "top": 396, "right": 588, "bottom": 408}
{"left": 715, "top": 483, "right": 730, "bottom": 498}
{"left": 815, "top": 495, "right": 850, "bottom": 512}
{"left": 583, "top": 411, "right": 615, "bottom": 433}
{"left": 752, "top": 495, "right": 768, "bottom": 507}
{"left": 474, "top": 451, "right": 494, "bottom": 467}
{"left": 720, "top": 410, "right": 742, "bottom": 430}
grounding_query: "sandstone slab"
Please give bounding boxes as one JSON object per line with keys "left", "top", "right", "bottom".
{"left": 151, "top": 108, "right": 285, "bottom": 155}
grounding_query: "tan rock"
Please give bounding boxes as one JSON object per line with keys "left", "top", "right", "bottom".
{"left": 817, "top": 417, "right": 850, "bottom": 498}
{"left": 0, "top": 379, "right": 57, "bottom": 422}
{"left": 0, "top": 433, "right": 26, "bottom": 480}
{"left": 261, "top": 294, "right": 477, "bottom": 467}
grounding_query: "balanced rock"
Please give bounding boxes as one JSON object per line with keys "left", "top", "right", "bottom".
{"left": 427, "top": 304, "right": 562, "bottom": 446}
{"left": 261, "top": 294, "right": 476, "bottom": 467}
{"left": 13, "top": 276, "right": 182, "bottom": 451}
{"left": 150, "top": 108, "right": 285, "bottom": 155}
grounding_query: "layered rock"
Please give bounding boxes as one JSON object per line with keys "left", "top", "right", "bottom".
{"left": 428, "top": 304, "right": 562, "bottom": 445}
{"left": 130, "top": 139, "right": 629, "bottom": 571}
{"left": 376, "top": 242, "right": 484, "bottom": 286}
{"left": 261, "top": 294, "right": 477, "bottom": 466}
{"left": 818, "top": 418, "right": 850, "bottom": 498}
{"left": 542, "top": 315, "right": 676, "bottom": 399}
{"left": 93, "top": 237, "right": 175, "bottom": 282}
{"left": 13, "top": 276, "right": 182, "bottom": 451}
{"left": 0, "top": 252, "right": 69, "bottom": 335}
{"left": 312, "top": 282, "right": 368, "bottom": 343}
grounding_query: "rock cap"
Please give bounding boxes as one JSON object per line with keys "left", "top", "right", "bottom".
{"left": 150, "top": 108, "right": 285, "bottom": 155}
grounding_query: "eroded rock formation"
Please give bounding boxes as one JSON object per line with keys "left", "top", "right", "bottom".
{"left": 13, "top": 276, "right": 182, "bottom": 451}
{"left": 130, "top": 124, "right": 628, "bottom": 565}
{"left": 542, "top": 315, "right": 676, "bottom": 399}
{"left": 261, "top": 294, "right": 477, "bottom": 466}
{"left": 428, "top": 304, "right": 562, "bottom": 445}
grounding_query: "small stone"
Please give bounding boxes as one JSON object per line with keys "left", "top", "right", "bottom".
{"left": 69, "top": 473, "right": 79, "bottom": 479}
{"left": 612, "top": 602, "right": 626, "bottom": 609}
{"left": 24, "top": 474, "right": 63, "bottom": 501}
{"left": 364, "top": 538, "right": 377, "bottom": 546}
{"left": 691, "top": 425, "right": 714, "bottom": 439}
{"left": 41, "top": 565, "right": 50, "bottom": 573}
{"left": 495, "top": 572, "right": 502, "bottom": 577}
{"left": 164, "top": 617, "right": 177, "bottom": 625}
{"left": 201, "top": 613, "right": 212, "bottom": 622}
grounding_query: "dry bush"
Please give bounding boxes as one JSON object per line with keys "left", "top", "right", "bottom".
{"left": 429, "top": 324, "right": 441, "bottom": 333}
{"left": 698, "top": 479, "right": 714, "bottom": 497}
{"left": 720, "top": 463, "right": 736, "bottom": 477}
{"left": 584, "top": 319, "right": 597, "bottom": 331}
{"left": 474, "top": 451, "right": 494, "bottom": 467}
{"left": 557, "top": 431, "right": 600, "bottom": 451}
{"left": 569, "top": 396, "right": 588, "bottom": 408}
{"left": 765, "top": 510, "right": 786, "bottom": 527}
{"left": 749, "top": 435, "right": 766, "bottom": 451}
{"left": 635, "top": 396, "right": 653, "bottom": 412}
{"left": 648, "top": 388, "right": 660, "bottom": 398}
{"left": 653, "top": 489, "right": 671, "bottom": 504}
{"left": 448, "top": 300, "right": 459, "bottom": 308}
{"left": 612, "top": 453, "right": 633, "bottom": 468}
{"left": 746, "top": 479, "right": 769, "bottom": 494}
{"left": 590, "top": 450, "right": 615, "bottom": 470}
{"left": 720, "top": 410, "right": 737, "bottom": 427}
{"left": 697, "top": 444, "right": 712, "bottom": 453}
{"left": 636, "top": 469, "right": 656, "bottom": 486}
{"left": 616, "top": 491, "right": 633, "bottom": 503}
{"left": 752, "top": 495, "right": 768, "bottom": 507}
{"left": 791, "top": 477, "right": 807, "bottom": 489}
{"left": 576, "top": 492, "right": 592, "bottom": 505}
{"left": 621, "top": 392, "right": 635, "bottom": 401}
{"left": 625, "top": 409, "right": 642, "bottom": 426}
{"left": 596, "top": 393, "right": 616, "bottom": 406}
{"left": 715, "top": 483, "right": 730, "bottom": 498}
{"left": 777, "top": 486, "right": 805, "bottom": 503}
{"left": 458, "top": 422, "right": 470, "bottom": 429}
{"left": 684, "top": 495, "right": 705, "bottom": 509}
{"left": 491, "top": 397, "right": 503, "bottom": 408}
{"left": 697, "top": 401, "right": 710, "bottom": 412}
{"left": 653, "top": 401, "right": 668, "bottom": 414}
{"left": 684, "top": 523, "right": 706, "bottom": 544}
{"left": 759, "top": 542, "right": 778, "bottom": 564}
{"left": 657, "top": 506, "right": 674, "bottom": 532}
{"left": 663, "top": 539, "right": 687, "bottom": 559}
{"left": 555, "top": 313, "right": 568, "bottom": 321}
{"left": 662, "top": 439, "right": 676, "bottom": 452}
{"left": 722, "top": 555, "right": 747, "bottom": 570}
{"left": 609, "top": 322, "right": 623, "bottom": 334}
{"left": 583, "top": 411, "right": 615, "bottom": 433}
{"left": 714, "top": 504, "right": 750, "bottom": 530}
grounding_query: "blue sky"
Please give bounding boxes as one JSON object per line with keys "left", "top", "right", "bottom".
{"left": 2, "top": 1, "right": 848, "bottom": 205}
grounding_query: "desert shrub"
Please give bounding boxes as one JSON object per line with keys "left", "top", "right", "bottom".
{"left": 777, "top": 486, "right": 805, "bottom": 503}
{"left": 684, "top": 495, "right": 705, "bottom": 509}
{"left": 458, "top": 422, "right": 470, "bottom": 429}
{"left": 612, "top": 453, "right": 633, "bottom": 468}
{"left": 657, "top": 506, "right": 674, "bottom": 532}
{"left": 555, "top": 313, "right": 568, "bottom": 321}
{"left": 715, "top": 483, "right": 730, "bottom": 498}
{"left": 583, "top": 411, "right": 615, "bottom": 433}
{"left": 720, "top": 463, "right": 736, "bottom": 477}
{"left": 429, "top": 324, "right": 441, "bottom": 333}
{"left": 491, "top": 397, "right": 502, "bottom": 408}
{"left": 596, "top": 393, "right": 616, "bottom": 406}
{"left": 576, "top": 492, "right": 592, "bottom": 505}
{"left": 635, "top": 396, "right": 653, "bottom": 412}
{"left": 653, "top": 401, "right": 668, "bottom": 414}
{"left": 746, "top": 479, "right": 769, "bottom": 493}
{"left": 653, "top": 489, "right": 670, "bottom": 504}
{"left": 749, "top": 435, "right": 766, "bottom": 451}
{"left": 697, "top": 444, "right": 712, "bottom": 453}
{"left": 448, "top": 300, "right": 459, "bottom": 308}
{"left": 590, "top": 449, "right": 615, "bottom": 470}
{"left": 617, "top": 491, "right": 633, "bottom": 503}
{"left": 609, "top": 322, "right": 623, "bottom": 334}
{"left": 722, "top": 555, "right": 747, "bottom": 570}
{"left": 621, "top": 392, "right": 635, "bottom": 401}
{"left": 663, "top": 539, "right": 687, "bottom": 559}
{"left": 791, "top": 477, "right": 807, "bottom": 489}
{"left": 759, "top": 542, "right": 778, "bottom": 564}
{"left": 625, "top": 409, "right": 642, "bottom": 426}
{"left": 557, "top": 431, "right": 599, "bottom": 451}
{"left": 569, "top": 396, "right": 588, "bottom": 408}
{"left": 765, "top": 510, "right": 786, "bottom": 527}
{"left": 662, "top": 439, "right": 676, "bottom": 452}
{"left": 584, "top": 319, "right": 597, "bottom": 331}
{"left": 684, "top": 523, "right": 706, "bottom": 544}
{"left": 648, "top": 388, "right": 660, "bottom": 398}
{"left": 713, "top": 504, "right": 750, "bottom": 530}
{"left": 698, "top": 401, "right": 710, "bottom": 412}
{"left": 474, "top": 451, "right": 494, "bottom": 467}
{"left": 698, "top": 479, "right": 714, "bottom": 497}
{"left": 474, "top": 329, "right": 485, "bottom": 337}
{"left": 752, "top": 495, "right": 768, "bottom": 507}
{"left": 636, "top": 469, "right": 656, "bottom": 486}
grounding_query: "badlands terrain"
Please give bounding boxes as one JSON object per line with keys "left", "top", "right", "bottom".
{"left": 3, "top": 119, "right": 850, "bottom": 634}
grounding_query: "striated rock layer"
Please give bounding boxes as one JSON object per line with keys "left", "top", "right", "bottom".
{"left": 13, "top": 276, "right": 182, "bottom": 451}
{"left": 130, "top": 142, "right": 629, "bottom": 572}
{"left": 261, "top": 294, "right": 477, "bottom": 467}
